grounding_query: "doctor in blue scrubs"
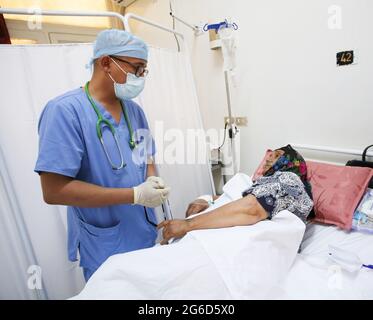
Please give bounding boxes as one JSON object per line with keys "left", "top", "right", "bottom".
{"left": 34, "top": 29, "right": 170, "bottom": 281}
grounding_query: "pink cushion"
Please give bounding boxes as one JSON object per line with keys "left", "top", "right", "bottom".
{"left": 307, "top": 161, "right": 373, "bottom": 230}
{"left": 253, "top": 149, "right": 272, "bottom": 181}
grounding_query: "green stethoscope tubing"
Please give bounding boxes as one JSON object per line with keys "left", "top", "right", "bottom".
{"left": 84, "top": 82, "right": 158, "bottom": 228}
{"left": 84, "top": 81, "right": 136, "bottom": 170}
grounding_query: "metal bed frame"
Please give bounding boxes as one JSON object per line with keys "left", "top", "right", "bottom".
{"left": 292, "top": 144, "right": 373, "bottom": 158}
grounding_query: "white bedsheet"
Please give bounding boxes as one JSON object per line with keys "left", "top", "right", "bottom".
{"left": 272, "top": 223, "right": 373, "bottom": 299}
{"left": 71, "top": 172, "right": 373, "bottom": 300}
{"left": 71, "top": 173, "right": 307, "bottom": 299}
{"left": 72, "top": 210, "right": 305, "bottom": 300}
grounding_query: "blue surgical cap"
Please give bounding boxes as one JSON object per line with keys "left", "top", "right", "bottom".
{"left": 87, "top": 29, "right": 148, "bottom": 68}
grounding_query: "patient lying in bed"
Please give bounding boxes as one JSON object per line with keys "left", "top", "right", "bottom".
{"left": 72, "top": 145, "right": 313, "bottom": 299}
{"left": 158, "top": 144, "right": 314, "bottom": 245}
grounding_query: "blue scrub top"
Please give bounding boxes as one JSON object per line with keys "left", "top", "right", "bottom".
{"left": 34, "top": 87, "right": 158, "bottom": 276}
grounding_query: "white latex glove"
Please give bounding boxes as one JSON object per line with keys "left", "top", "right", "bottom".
{"left": 146, "top": 176, "right": 166, "bottom": 189}
{"left": 133, "top": 177, "right": 170, "bottom": 207}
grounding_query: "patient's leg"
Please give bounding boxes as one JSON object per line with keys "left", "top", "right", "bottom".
{"left": 73, "top": 236, "right": 232, "bottom": 300}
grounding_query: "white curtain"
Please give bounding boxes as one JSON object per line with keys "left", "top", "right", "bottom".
{"left": 0, "top": 43, "right": 213, "bottom": 299}
{"left": 137, "top": 47, "right": 214, "bottom": 218}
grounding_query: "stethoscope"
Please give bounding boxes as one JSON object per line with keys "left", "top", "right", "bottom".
{"left": 84, "top": 81, "right": 136, "bottom": 171}
{"left": 84, "top": 81, "right": 158, "bottom": 227}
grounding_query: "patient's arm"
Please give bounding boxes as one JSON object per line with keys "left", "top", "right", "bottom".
{"left": 158, "top": 195, "right": 268, "bottom": 245}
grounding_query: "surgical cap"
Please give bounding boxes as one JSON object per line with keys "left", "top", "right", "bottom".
{"left": 87, "top": 29, "right": 148, "bottom": 68}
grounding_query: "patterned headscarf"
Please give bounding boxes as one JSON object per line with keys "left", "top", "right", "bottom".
{"left": 264, "top": 144, "right": 313, "bottom": 199}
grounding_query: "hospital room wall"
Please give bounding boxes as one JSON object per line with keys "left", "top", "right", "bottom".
{"left": 126, "top": 0, "right": 229, "bottom": 152}
{"left": 127, "top": 0, "right": 373, "bottom": 175}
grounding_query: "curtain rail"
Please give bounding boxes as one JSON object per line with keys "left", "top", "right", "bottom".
{"left": 0, "top": 8, "right": 185, "bottom": 39}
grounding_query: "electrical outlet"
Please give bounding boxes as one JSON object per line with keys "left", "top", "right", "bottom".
{"left": 224, "top": 116, "right": 248, "bottom": 127}
{"left": 235, "top": 117, "right": 248, "bottom": 127}
{"left": 224, "top": 117, "right": 235, "bottom": 125}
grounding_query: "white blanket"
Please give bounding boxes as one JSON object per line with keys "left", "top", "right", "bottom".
{"left": 72, "top": 174, "right": 306, "bottom": 299}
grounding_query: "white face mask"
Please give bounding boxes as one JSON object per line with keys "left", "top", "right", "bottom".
{"left": 108, "top": 58, "right": 145, "bottom": 100}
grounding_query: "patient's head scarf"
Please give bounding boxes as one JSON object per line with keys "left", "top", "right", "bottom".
{"left": 264, "top": 144, "right": 312, "bottom": 199}
{"left": 87, "top": 29, "right": 148, "bottom": 68}
{"left": 264, "top": 145, "right": 307, "bottom": 181}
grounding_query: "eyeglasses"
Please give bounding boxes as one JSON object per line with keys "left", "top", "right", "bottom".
{"left": 110, "top": 56, "right": 149, "bottom": 78}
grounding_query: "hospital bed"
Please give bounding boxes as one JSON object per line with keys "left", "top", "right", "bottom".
{"left": 72, "top": 173, "right": 373, "bottom": 300}
{"left": 276, "top": 144, "right": 373, "bottom": 299}
{"left": 72, "top": 225, "right": 373, "bottom": 300}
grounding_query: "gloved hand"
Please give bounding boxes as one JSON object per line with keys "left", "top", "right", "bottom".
{"left": 146, "top": 176, "right": 166, "bottom": 189}
{"left": 133, "top": 176, "right": 170, "bottom": 207}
